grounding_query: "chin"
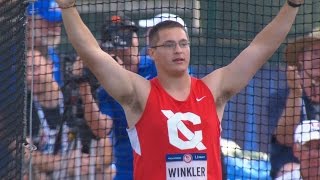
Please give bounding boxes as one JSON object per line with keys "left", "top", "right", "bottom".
{"left": 310, "top": 95, "right": 320, "bottom": 103}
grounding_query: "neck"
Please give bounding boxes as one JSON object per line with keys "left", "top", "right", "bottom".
{"left": 157, "top": 72, "right": 191, "bottom": 101}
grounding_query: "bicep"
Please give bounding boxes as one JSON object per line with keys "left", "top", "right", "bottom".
{"left": 82, "top": 50, "right": 144, "bottom": 105}
{"left": 220, "top": 44, "right": 274, "bottom": 96}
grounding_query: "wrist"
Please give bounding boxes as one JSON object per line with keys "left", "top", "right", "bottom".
{"left": 59, "top": 2, "right": 76, "bottom": 9}
{"left": 287, "top": 0, "right": 302, "bottom": 8}
{"left": 289, "top": 88, "right": 303, "bottom": 98}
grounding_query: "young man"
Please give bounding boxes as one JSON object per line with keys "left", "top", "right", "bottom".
{"left": 138, "top": 13, "right": 187, "bottom": 48}
{"left": 138, "top": 13, "right": 186, "bottom": 77}
{"left": 275, "top": 120, "right": 320, "bottom": 179}
{"left": 269, "top": 30, "right": 320, "bottom": 178}
{"left": 56, "top": 0, "right": 304, "bottom": 179}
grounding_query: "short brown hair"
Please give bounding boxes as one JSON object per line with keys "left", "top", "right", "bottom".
{"left": 148, "top": 20, "right": 188, "bottom": 47}
{"left": 284, "top": 34, "right": 320, "bottom": 66}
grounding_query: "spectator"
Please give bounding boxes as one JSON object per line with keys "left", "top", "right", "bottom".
{"left": 269, "top": 30, "right": 320, "bottom": 179}
{"left": 56, "top": 0, "right": 303, "bottom": 178}
{"left": 27, "top": 0, "right": 63, "bottom": 86}
{"left": 64, "top": 15, "right": 148, "bottom": 179}
{"left": 25, "top": 49, "right": 113, "bottom": 179}
{"left": 87, "top": 14, "right": 157, "bottom": 179}
{"left": 25, "top": 48, "right": 70, "bottom": 179}
{"left": 275, "top": 120, "right": 320, "bottom": 179}
{"left": 70, "top": 56, "right": 115, "bottom": 178}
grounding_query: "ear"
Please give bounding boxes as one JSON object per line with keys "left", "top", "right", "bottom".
{"left": 293, "top": 143, "right": 301, "bottom": 161}
{"left": 296, "top": 53, "right": 304, "bottom": 72}
{"left": 148, "top": 48, "right": 155, "bottom": 60}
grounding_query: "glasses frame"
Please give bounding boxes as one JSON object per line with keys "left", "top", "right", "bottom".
{"left": 303, "top": 69, "right": 320, "bottom": 87}
{"left": 150, "top": 40, "right": 190, "bottom": 50}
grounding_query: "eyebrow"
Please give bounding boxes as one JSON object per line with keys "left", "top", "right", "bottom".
{"left": 162, "top": 39, "right": 189, "bottom": 43}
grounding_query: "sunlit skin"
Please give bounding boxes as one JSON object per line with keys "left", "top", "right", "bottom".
{"left": 26, "top": 50, "right": 60, "bottom": 109}
{"left": 294, "top": 140, "right": 320, "bottom": 179}
{"left": 27, "top": 16, "right": 62, "bottom": 48}
{"left": 298, "top": 43, "right": 320, "bottom": 103}
{"left": 26, "top": 50, "right": 54, "bottom": 93}
{"left": 148, "top": 27, "right": 190, "bottom": 78}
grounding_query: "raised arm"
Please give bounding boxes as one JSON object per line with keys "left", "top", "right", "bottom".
{"left": 203, "top": 1, "right": 303, "bottom": 105}
{"left": 274, "top": 66, "right": 303, "bottom": 147}
{"left": 56, "top": 0, "right": 149, "bottom": 111}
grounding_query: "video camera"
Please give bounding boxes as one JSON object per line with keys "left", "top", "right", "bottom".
{"left": 59, "top": 55, "right": 98, "bottom": 153}
{"left": 100, "top": 15, "right": 138, "bottom": 51}
{"left": 61, "top": 55, "right": 99, "bottom": 90}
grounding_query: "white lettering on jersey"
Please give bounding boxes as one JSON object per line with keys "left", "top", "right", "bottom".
{"left": 162, "top": 110, "right": 206, "bottom": 150}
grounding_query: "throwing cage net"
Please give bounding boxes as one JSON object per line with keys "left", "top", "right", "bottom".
{"left": 0, "top": 0, "right": 26, "bottom": 179}
{"left": 0, "top": 0, "right": 319, "bottom": 179}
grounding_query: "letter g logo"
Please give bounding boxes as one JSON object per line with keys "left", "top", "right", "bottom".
{"left": 162, "top": 110, "right": 206, "bottom": 150}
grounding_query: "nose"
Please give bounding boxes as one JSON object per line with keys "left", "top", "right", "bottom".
{"left": 174, "top": 43, "right": 183, "bottom": 53}
{"left": 310, "top": 149, "right": 320, "bottom": 158}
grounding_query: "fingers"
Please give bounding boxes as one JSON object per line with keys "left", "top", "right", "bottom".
{"left": 72, "top": 57, "right": 84, "bottom": 76}
{"left": 23, "top": 139, "right": 37, "bottom": 161}
{"left": 56, "top": 0, "right": 76, "bottom": 9}
{"left": 286, "top": 66, "right": 303, "bottom": 95}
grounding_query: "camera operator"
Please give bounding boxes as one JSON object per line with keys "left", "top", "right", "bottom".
{"left": 70, "top": 56, "right": 113, "bottom": 139}
{"left": 59, "top": 55, "right": 115, "bottom": 179}
{"left": 69, "top": 16, "right": 156, "bottom": 179}
{"left": 75, "top": 15, "right": 157, "bottom": 180}
{"left": 25, "top": 48, "right": 114, "bottom": 179}
{"left": 68, "top": 14, "right": 158, "bottom": 179}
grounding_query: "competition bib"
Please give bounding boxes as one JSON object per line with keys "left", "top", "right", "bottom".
{"left": 166, "top": 153, "right": 207, "bottom": 180}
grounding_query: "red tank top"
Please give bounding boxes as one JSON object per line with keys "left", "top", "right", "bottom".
{"left": 127, "top": 77, "right": 222, "bottom": 180}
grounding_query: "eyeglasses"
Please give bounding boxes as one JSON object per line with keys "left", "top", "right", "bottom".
{"left": 303, "top": 69, "right": 320, "bottom": 86}
{"left": 151, "top": 40, "right": 190, "bottom": 50}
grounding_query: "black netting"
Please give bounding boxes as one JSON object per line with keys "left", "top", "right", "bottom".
{"left": 0, "top": 0, "right": 318, "bottom": 179}
{"left": 0, "top": 0, "right": 26, "bottom": 179}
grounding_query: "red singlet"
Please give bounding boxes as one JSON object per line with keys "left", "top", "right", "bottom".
{"left": 127, "top": 77, "right": 222, "bottom": 180}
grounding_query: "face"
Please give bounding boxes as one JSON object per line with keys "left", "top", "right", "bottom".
{"left": 148, "top": 27, "right": 190, "bottom": 76}
{"left": 298, "top": 43, "right": 320, "bottom": 103}
{"left": 109, "top": 32, "right": 139, "bottom": 73}
{"left": 27, "top": 16, "right": 62, "bottom": 48}
{"left": 26, "top": 50, "right": 53, "bottom": 94}
{"left": 294, "top": 140, "right": 320, "bottom": 179}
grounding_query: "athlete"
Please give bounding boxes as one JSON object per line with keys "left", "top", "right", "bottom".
{"left": 56, "top": 0, "right": 304, "bottom": 179}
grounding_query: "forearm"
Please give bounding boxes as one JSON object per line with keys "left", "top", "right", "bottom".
{"left": 66, "top": 138, "right": 113, "bottom": 176}
{"left": 219, "top": 1, "right": 301, "bottom": 97}
{"left": 274, "top": 90, "right": 302, "bottom": 146}
{"left": 60, "top": 7, "right": 100, "bottom": 60}
{"left": 32, "top": 151, "right": 62, "bottom": 173}
{"left": 79, "top": 84, "right": 112, "bottom": 138}
{"left": 251, "top": 2, "right": 299, "bottom": 55}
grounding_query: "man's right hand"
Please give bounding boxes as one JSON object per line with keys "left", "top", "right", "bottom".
{"left": 56, "top": 0, "right": 76, "bottom": 9}
{"left": 286, "top": 65, "right": 303, "bottom": 97}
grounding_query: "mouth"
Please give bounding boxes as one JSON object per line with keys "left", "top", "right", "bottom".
{"left": 173, "top": 58, "right": 185, "bottom": 62}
